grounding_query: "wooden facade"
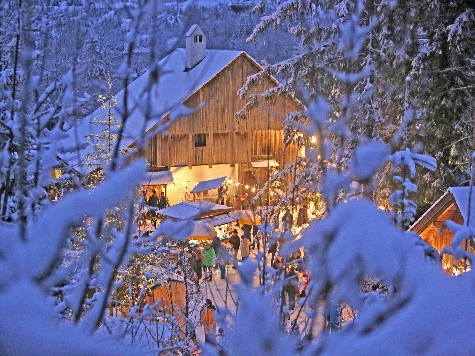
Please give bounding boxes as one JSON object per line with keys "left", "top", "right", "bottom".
{"left": 77, "top": 25, "right": 305, "bottom": 204}
{"left": 145, "top": 51, "right": 301, "bottom": 189}
{"left": 409, "top": 187, "right": 475, "bottom": 274}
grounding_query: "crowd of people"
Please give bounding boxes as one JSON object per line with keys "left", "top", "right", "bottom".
{"left": 187, "top": 227, "right": 250, "bottom": 285}
{"left": 140, "top": 186, "right": 315, "bottom": 347}
{"left": 187, "top": 216, "right": 313, "bottom": 352}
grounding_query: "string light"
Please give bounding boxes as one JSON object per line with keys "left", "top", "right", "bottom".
{"left": 161, "top": 176, "right": 261, "bottom": 194}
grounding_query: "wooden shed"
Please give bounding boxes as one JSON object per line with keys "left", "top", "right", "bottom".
{"left": 77, "top": 25, "right": 303, "bottom": 205}
{"left": 146, "top": 280, "right": 187, "bottom": 340}
{"left": 409, "top": 186, "right": 475, "bottom": 274}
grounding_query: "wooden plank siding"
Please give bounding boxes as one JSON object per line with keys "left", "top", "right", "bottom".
{"left": 145, "top": 53, "right": 301, "bottom": 180}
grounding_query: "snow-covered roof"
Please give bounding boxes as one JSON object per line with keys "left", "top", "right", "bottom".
{"left": 142, "top": 170, "right": 174, "bottom": 185}
{"left": 190, "top": 176, "right": 227, "bottom": 193}
{"left": 409, "top": 186, "right": 475, "bottom": 235}
{"left": 186, "top": 24, "right": 200, "bottom": 36}
{"left": 200, "top": 213, "right": 236, "bottom": 227}
{"left": 448, "top": 186, "right": 475, "bottom": 225}
{"left": 65, "top": 48, "right": 244, "bottom": 172}
{"left": 157, "top": 201, "right": 231, "bottom": 220}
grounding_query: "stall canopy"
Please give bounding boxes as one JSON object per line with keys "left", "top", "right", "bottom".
{"left": 230, "top": 210, "right": 261, "bottom": 225}
{"left": 142, "top": 170, "right": 174, "bottom": 185}
{"left": 190, "top": 176, "right": 227, "bottom": 193}
{"left": 251, "top": 159, "right": 279, "bottom": 168}
{"left": 188, "top": 221, "right": 217, "bottom": 241}
{"left": 200, "top": 213, "right": 236, "bottom": 227}
{"left": 157, "top": 201, "right": 232, "bottom": 220}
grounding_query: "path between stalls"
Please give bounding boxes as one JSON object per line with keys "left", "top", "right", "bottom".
{"left": 194, "top": 247, "right": 327, "bottom": 344}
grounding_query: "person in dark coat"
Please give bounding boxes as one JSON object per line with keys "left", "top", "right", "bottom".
{"left": 229, "top": 229, "right": 241, "bottom": 268}
{"left": 282, "top": 208, "right": 293, "bottom": 231}
{"left": 284, "top": 266, "right": 298, "bottom": 310}
{"left": 147, "top": 191, "right": 159, "bottom": 227}
{"left": 212, "top": 235, "right": 221, "bottom": 257}
{"left": 297, "top": 204, "right": 309, "bottom": 227}
{"left": 268, "top": 240, "right": 278, "bottom": 268}
{"left": 147, "top": 190, "right": 159, "bottom": 207}
{"left": 189, "top": 245, "right": 204, "bottom": 283}
{"left": 242, "top": 223, "right": 252, "bottom": 247}
{"left": 158, "top": 191, "right": 167, "bottom": 209}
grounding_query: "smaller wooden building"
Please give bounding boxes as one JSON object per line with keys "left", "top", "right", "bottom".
{"left": 409, "top": 186, "right": 475, "bottom": 274}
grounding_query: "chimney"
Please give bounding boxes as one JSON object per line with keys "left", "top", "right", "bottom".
{"left": 185, "top": 25, "right": 206, "bottom": 71}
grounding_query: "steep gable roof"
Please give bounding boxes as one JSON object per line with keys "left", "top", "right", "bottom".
{"left": 409, "top": 186, "right": 475, "bottom": 237}
{"left": 65, "top": 48, "right": 250, "bottom": 170}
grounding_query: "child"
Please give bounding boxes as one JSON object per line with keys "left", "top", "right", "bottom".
{"left": 201, "top": 299, "right": 217, "bottom": 345}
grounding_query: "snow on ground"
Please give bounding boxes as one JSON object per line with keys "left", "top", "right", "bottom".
{"left": 194, "top": 244, "right": 326, "bottom": 345}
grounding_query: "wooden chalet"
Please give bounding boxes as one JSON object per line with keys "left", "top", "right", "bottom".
{"left": 75, "top": 25, "right": 303, "bottom": 205}
{"left": 146, "top": 25, "right": 302, "bottom": 204}
{"left": 409, "top": 186, "right": 475, "bottom": 274}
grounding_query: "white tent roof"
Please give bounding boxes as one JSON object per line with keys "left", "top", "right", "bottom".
{"left": 190, "top": 176, "right": 227, "bottom": 193}
{"left": 142, "top": 171, "right": 174, "bottom": 185}
{"left": 200, "top": 213, "right": 236, "bottom": 227}
{"left": 157, "top": 201, "right": 231, "bottom": 220}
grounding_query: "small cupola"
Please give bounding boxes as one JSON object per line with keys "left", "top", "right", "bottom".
{"left": 185, "top": 25, "right": 206, "bottom": 71}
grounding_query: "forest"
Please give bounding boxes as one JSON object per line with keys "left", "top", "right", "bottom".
{"left": 1, "top": 0, "right": 475, "bottom": 355}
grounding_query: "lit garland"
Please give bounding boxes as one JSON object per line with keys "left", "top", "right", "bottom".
{"left": 85, "top": 73, "right": 121, "bottom": 170}
{"left": 172, "top": 177, "right": 263, "bottom": 194}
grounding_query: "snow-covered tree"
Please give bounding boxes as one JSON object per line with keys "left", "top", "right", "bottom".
{"left": 2, "top": 1, "right": 475, "bottom": 355}
{"left": 0, "top": 1, "right": 197, "bottom": 354}
{"left": 222, "top": 1, "right": 475, "bottom": 354}
{"left": 411, "top": 0, "right": 475, "bottom": 204}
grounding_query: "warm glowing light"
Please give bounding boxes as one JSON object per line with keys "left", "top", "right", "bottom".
{"left": 311, "top": 136, "right": 317, "bottom": 144}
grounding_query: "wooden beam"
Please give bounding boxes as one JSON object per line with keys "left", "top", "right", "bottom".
{"left": 410, "top": 192, "right": 454, "bottom": 235}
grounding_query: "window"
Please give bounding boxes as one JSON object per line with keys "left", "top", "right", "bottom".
{"left": 194, "top": 133, "right": 206, "bottom": 147}
{"left": 194, "top": 35, "right": 203, "bottom": 43}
